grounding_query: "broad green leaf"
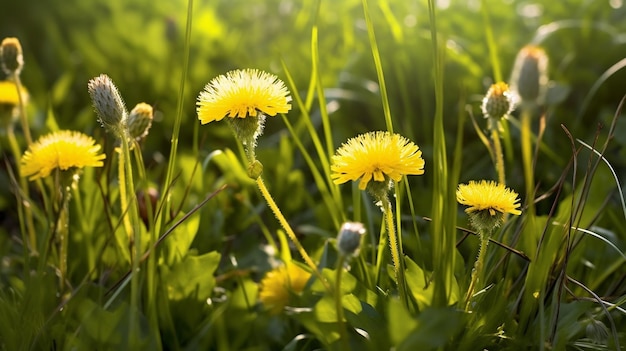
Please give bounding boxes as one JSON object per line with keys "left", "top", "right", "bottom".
{"left": 397, "top": 308, "right": 465, "bottom": 351}
{"left": 310, "top": 268, "right": 357, "bottom": 294}
{"left": 163, "top": 211, "right": 200, "bottom": 264}
{"left": 163, "top": 251, "right": 220, "bottom": 301}
{"left": 388, "top": 298, "right": 417, "bottom": 346}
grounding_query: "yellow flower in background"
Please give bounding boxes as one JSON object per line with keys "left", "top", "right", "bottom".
{"left": 0, "top": 80, "right": 27, "bottom": 105}
{"left": 456, "top": 180, "right": 521, "bottom": 216}
{"left": 196, "top": 68, "right": 292, "bottom": 124}
{"left": 331, "top": 131, "right": 425, "bottom": 190}
{"left": 258, "top": 262, "right": 311, "bottom": 314}
{"left": 21, "top": 130, "right": 106, "bottom": 180}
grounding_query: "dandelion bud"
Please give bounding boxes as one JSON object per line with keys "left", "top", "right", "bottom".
{"left": 127, "top": 102, "right": 153, "bottom": 141}
{"left": 481, "top": 82, "right": 516, "bottom": 120}
{"left": 88, "top": 74, "right": 127, "bottom": 137}
{"left": 137, "top": 187, "right": 158, "bottom": 228}
{"left": 0, "top": 37, "right": 24, "bottom": 76}
{"left": 509, "top": 45, "right": 548, "bottom": 106}
{"left": 337, "top": 221, "right": 366, "bottom": 257}
{"left": 247, "top": 159, "right": 263, "bottom": 180}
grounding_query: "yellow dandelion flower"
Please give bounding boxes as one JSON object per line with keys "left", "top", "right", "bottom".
{"left": 258, "top": 262, "right": 311, "bottom": 315}
{"left": 456, "top": 180, "right": 521, "bottom": 216}
{"left": 197, "top": 69, "right": 291, "bottom": 124}
{"left": 196, "top": 68, "right": 292, "bottom": 124}
{"left": 21, "top": 130, "right": 106, "bottom": 180}
{"left": 331, "top": 131, "right": 425, "bottom": 191}
{"left": 0, "top": 80, "right": 27, "bottom": 105}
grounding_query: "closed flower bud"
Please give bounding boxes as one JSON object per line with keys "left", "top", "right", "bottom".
{"left": 88, "top": 74, "right": 127, "bottom": 137}
{"left": 127, "top": 102, "right": 153, "bottom": 142}
{"left": 337, "top": 222, "right": 366, "bottom": 257}
{"left": 509, "top": 45, "right": 549, "bottom": 106}
{"left": 481, "top": 82, "right": 516, "bottom": 120}
{"left": 0, "top": 37, "right": 24, "bottom": 76}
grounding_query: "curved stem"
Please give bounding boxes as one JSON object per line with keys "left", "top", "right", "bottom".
{"left": 464, "top": 230, "right": 490, "bottom": 311}
{"left": 381, "top": 195, "right": 408, "bottom": 307}
{"left": 255, "top": 176, "right": 330, "bottom": 292}
{"left": 334, "top": 255, "right": 349, "bottom": 351}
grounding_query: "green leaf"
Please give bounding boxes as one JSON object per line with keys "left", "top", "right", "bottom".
{"left": 404, "top": 256, "right": 435, "bottom": 309}
{"left": 388, "top": 298, "right": 417, "bottom": 346}
{"left": 397, "top": 308, "right": 465, "bottom": 351}
{"left": 163, "top": 251, "right": 221, "bottom": 301}
{"left": 310, "top": 268, "right": 357, "bottom": 294}
{"left": 163, "top": 211, "right": 200, "bottom": 264}
{"left": 314, "top": 293, "right": 362, "bottom": 323}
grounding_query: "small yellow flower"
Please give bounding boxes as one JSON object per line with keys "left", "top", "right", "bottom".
{"left": 21, "top": 130, "right": 106, "bottom": 180}
{"left": 258, "top": 262, "right": 311, "bottom": 314}
{"left": 196, "top": 68, "right": 292, "bottom": 124}
{"left": 456, "top": 180, "right": 521, "bottom": 216}
{"left": 331, "top": 131, "right": 425, "bottom": 190}
{"left": 0, "top": 80, "right": 27, "bottom": 105}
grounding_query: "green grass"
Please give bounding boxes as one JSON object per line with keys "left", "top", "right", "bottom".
{"left": 0, "top": 0, "right": 625, "bottom": 350}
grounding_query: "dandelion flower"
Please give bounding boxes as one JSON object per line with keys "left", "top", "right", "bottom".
{"left": 21, "top": 130, "right": 106, "bottom": 180}
{"left": 0, "top": 80, "right": 26, "bottom": 106}
{"left": 258, "top": 262, "right": 311, "bottom": 314}
{"left": 331, "top": 131, "right": 425, "bottom": 191}
{"left": 196, "top": 68, "right": 292, "bottom": 124}
{"left": 456, "top": 180, "right": 521, "bottom": 216}
{"left": 0, "top": 80, "right": 27, "bottom": 125}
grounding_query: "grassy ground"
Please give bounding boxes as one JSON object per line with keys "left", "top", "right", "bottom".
{"left": 0, "top": 0, "right": 625, "bottom": 349}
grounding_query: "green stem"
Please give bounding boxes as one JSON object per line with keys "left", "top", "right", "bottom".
{"left": 255, "top": 176, "right": 330, "bottom": 293}
{"left": 12, "top": 73, "right": 32, "bottom": 145}
{"left": 520, "top": 108, "right": 535, "bottom": 216}
{"left": 56, "top": 177, "right": 72, "bottom": 294}
{"left": 118, "top": 147, "right": 134, "bottom": 241}
{"left": 490, "top": 127, "right": 505, "bottom": 185}
{"left": 6, "top": 125, "right": 36, "bottom": 253}
{"left": 120, "top": 135, "right": 141, "bottom": 345}
{"left": 381, "top": 195, "right": 408, "bottom": 307}
{"left": 334, "top": 255, "right": 349, "bottom": 351}
{"left": 464, "top": 231, "right": 490, "bottom": 311}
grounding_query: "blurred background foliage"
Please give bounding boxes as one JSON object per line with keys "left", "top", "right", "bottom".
{"left": 1, "top": 0, "right": 626, "bottom": 348}
{"left": 1, "top": 0, "right": 625, "bottom": 184}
